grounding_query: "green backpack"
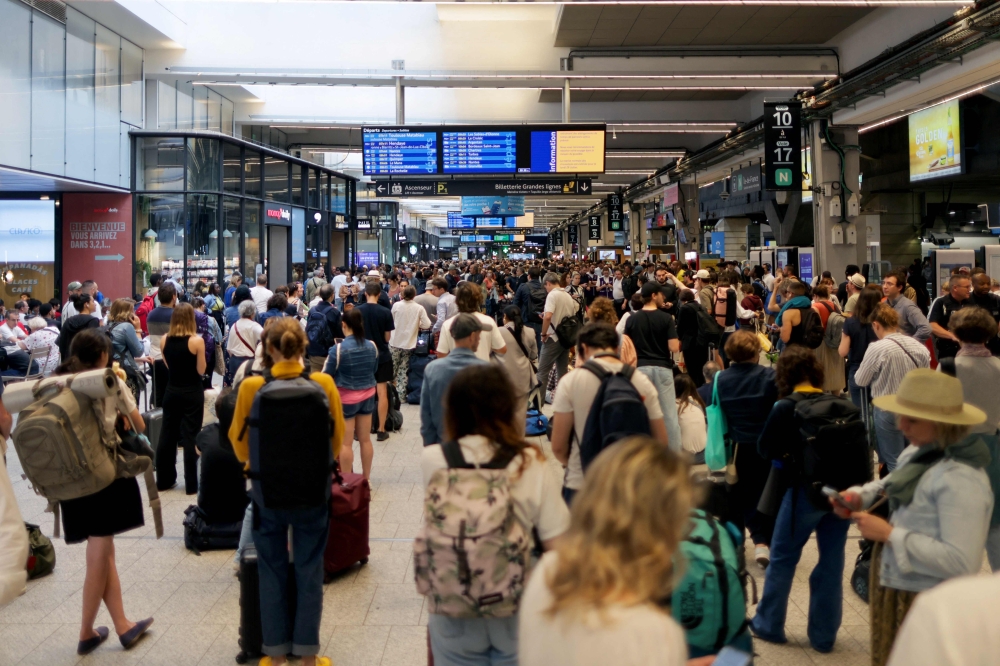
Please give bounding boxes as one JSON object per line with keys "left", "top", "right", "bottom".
{"left": 671, "top": 509, "right": 748, "bottom": 654}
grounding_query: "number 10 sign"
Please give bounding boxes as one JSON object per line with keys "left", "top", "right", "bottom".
{"left": 764, "top": 101, "right": 802, "bottom": 191}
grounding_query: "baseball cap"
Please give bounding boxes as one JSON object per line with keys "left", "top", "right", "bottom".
{"left": 450, "top": 313, "right": 483, "bottom": 340}
{"left": 67, "top": 281, "right": 83, "bottom": 291}
{"left": 640, "top": 281, "right": 666, "bottom": 299}
{"left": 848, "top": 274, "right": 866, "bottom": 289}
{"left": 695, "top": 269, "right": 711, "bottom": 280}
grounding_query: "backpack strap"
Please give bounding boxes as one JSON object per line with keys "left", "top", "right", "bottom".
{"left": 441, "top": 440, "right": 470, "bottom": 468}
{"left": 581, "top": 359, "right": 611, "bottom": 381}
{"left": 939, "top": 356, "right": 957, "bottom": 377}
{"left": 262, "top": 368, "right": 275, "bottom": 383}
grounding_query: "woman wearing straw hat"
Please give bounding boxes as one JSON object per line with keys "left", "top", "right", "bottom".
{"left": 832, "top": 368, "right": 994, "bottom": 666}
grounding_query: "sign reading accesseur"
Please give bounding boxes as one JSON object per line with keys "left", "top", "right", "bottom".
{"left": 764, "top": 102, "right": 802, "bottom": 191}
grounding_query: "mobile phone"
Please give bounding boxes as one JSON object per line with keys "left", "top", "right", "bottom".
{"left": 822, "top": 486, "right": 852, "bottom": 510}
{"left": 713, "top": 646, "right": 753, "bottom": 666}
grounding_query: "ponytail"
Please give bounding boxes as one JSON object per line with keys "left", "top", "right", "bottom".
{"left": 503, "top": 305, "right": 526, "bottom": 351}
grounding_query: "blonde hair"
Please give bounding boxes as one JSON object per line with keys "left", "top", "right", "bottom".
{"left": 545, "top": 437, "right": 691, "bottom": 616}
{"left": 168, "top": 302, "right": 198, "bottom": 337}
{"left": 108, "top": 298, "right": 136, "bottom": 323}
{"left": 264, "top": 316, "right": 307, "bottom": 362}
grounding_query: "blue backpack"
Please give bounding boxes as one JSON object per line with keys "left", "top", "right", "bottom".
{"left": 577, "top": 357, "right": 652, "bottom": 471}
{"left": 525, "top": 409, "right": 549, "bottom": 437}
{"left": 671, "top": 510, "right": 749, "bottom": 655}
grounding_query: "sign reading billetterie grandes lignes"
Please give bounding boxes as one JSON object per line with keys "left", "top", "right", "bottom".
{"left": 764, "top": 101, "right": 802, "bottom": 191}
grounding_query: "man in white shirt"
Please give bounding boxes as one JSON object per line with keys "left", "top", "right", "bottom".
{"left": 81, "top": 281, "right": 102, "bottom": 320}
{"left": 436, "top": 283, "right": 506, "bottom": 363}
{"left": 61, "top": 281, "right": 83, "bottom": 321}
{"left": 430, "top": 278, "right": 457, "bottom": 336}
{"left": 250, "top": 274, "right": 273, "bottom": 314}
{"left": 762, "top": 264, "right": 776, "bottom": 293}
{"left": 537, "top": 272, "right": 579, "bottom": 388}
{"left": 0, "top": 311, "right": 31, "bottom": 375}
{"left": 549, "top": 322, "right": 666, "bottom": 503}
{"left": 330, "top": 268, "right": 349, "bottom": 310}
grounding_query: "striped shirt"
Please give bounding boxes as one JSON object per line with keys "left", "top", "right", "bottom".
{"left": 855, "top": 332, "right": 930, "bottom": 398}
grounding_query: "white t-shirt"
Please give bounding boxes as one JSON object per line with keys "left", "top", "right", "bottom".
{"left": 544, "top": 288, "right": 579, "bottom": 344}
{"left": 519, "top": 552, "right": 688, "bottom": 666}
{"left": 886, "top": 572, "right": 1000, "bottom": 666}
{"left": 676, "top": 397, "right": 707, "bottom": 455}
{"left": 437, "top": 312, "right": 506, "bottom": 362}
{"left": 389, "top": 300, "right": 432, "bottom": 350}
{"left": 421, "top": 435, "right": 570, "bottom": 543}
{"left": 331, "top": 274, "right": 348, "bottom": 297}
{"left": 552, "top": 358, "right": 663, "bottom": 490}
{"left": 0, "top": 322, "right": 26, "bottom": 351}
{"left": 250, "top": 286, "right": 273, "bottom": 313}
{"left": 227, "top": 318, "right": 263, "bottom": 357}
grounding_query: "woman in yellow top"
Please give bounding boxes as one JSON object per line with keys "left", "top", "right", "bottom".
{"left": 229, "top": 317, "right": 344, "bottom": 666}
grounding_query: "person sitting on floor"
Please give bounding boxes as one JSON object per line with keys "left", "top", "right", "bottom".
{"left": 195, "top": 389, "right": 249, "bottom": 525}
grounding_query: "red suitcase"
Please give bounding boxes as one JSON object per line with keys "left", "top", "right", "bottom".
{"left": 323, "top": 466, "right": 371, "bottom": 580}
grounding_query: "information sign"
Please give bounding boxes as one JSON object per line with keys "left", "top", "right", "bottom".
{"left": 443, "top": 131, "right": 516, "bottom": 174}
{"left": 588, "top": 215, "right": 601, "bottom": 241}
{"left": 362, "top": 128, "right": 437, "bottom": 176}
{"left": 607, "top": 193, "right": 623, "bottom": 232}
{"left": 764, "top": 102, "right": 802, "bottom": 190}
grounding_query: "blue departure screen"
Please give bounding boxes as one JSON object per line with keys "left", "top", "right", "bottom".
{"left": 530, "top": 131, "right": 557, "bottom": 173}
{"left": 362, "top": 129, "right": 437, "bottom": 175}
{"left": 442, "top": 131, "right": 516, "bottom": 174}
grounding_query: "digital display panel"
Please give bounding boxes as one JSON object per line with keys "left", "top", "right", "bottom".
{"left": 447, "top": 212, "right": 507, "bottom": 228}
{"left": 0, "top": 200, "right": 55, "bottom": 262}
{"left": 909, "top": 99, "right": 962, "bottom": 182}
{"left": 362, "top": 124, "right": 605, "bottom": 176}
{"left": 362, "top": 128, "right": 437, "bottom": 176}
{"left": 443, "top": 131, "right": 516, "bottom": 174}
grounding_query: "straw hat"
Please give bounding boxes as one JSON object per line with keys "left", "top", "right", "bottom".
{"left": 872, "top": 368, "right": 986, "bottom": 425}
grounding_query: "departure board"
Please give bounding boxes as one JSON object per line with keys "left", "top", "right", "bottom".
{"left": 362, "top": 128, "right": 437, "bottom": 176}
{"left": 443, "top": 131, "right": 516, "bottom": 174}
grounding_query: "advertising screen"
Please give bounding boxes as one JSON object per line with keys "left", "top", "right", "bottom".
{"left": 461, "top": 196, "right": 525, "bottom": 217}
{"left": 909, "top": 100, "right": 961, "bottom": 182}
{"left": 0, "top": 199, "right": 55, "bottom": 262}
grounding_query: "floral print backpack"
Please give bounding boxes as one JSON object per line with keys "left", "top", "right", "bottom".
{"left": 414, "top": 440, "right": 529, "bottom": 618}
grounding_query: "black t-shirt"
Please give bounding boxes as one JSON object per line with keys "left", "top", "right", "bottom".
{"left": 929, "top": 294, "right": 972, "bottom": 359}
{"left": 842, "top": 315, "right": 878, "bottom": 368}
{"left": 196, "top": 424, "right": 250, "bottom": 524}
{"left": 357, "top": 302, "right": 395, "bottom": 364}
{"left": 625, "top": 308, "right": 679, "bottom": 368}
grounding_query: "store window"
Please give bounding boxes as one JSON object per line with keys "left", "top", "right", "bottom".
{"left": 188, "top": 138, "right": 220, "bottom": 191}
{"left": 31, "top": 11, "right": 66, "bottom": 177}
{"left": 223, "top": 142, "right": 241, "bottom": 195}
{"left": 264, "top": 157, "right": 288, "bottom": 202}
{"left": 135, "top": 194, "right": 184, "bottom": 296}
{"left": 186, "top": 194, "right": 219, "bottom": 291}
{"left": 331, "top": 177, "right": 347, "bottom": 213}
{"left": 291, "top": 164, "right": 305, "bottom": 207}
{"left": 223, "top": 197, "right": 242, "bottom": 285}
{"left": 245, "top": 200, "right": 262, "bottom": 278}
{"left": 245, "top": 149, "right": 262, "bottom": 199}
{"left": 138, "top": 137, "right": 184, "bottom": 191}
{"left": 66, "top": 9, "right": 96, "bottom": 181}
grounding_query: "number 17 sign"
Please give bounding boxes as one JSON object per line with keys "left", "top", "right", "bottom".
{"left": 764, "top": 101, "right": 802, "bottom": 191}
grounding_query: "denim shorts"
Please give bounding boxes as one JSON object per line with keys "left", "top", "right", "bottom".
{"left": 342, "top": 395, "right": 376, "bottom": 419}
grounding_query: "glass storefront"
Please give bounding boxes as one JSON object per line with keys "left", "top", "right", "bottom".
{"left": 132, "top": 132, "right": 355, "bottom": 297}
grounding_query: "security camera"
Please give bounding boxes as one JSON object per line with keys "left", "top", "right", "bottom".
{"left": 928, "top": 231, "right": 954, "bottom": 246}
{"left": 719, "top": 190, "right": 730, "bottom": 201}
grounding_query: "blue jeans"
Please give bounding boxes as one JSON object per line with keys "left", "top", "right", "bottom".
{"left": 847, "top": 365, "right": 863, "bottom": 409}
{"left": 873, "top": 406, "right": 906, "bottom": 471}
{"left": 252, "top": 503, "right": 330, "bottom": 657}
{"left": 235, "top": 503, "right": 254, "bottom": 563}
{"left": 636, "top": 365, "right": 682, "bottom": 453}
{"left": 428, "top": 614, "right": 518, "bottom": 666}
{"left": 750, "top": 487, "right": 849, "bottom": 653}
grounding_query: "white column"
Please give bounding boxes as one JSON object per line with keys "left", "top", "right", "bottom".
{"left": 395, "top": 77, "right": 405, "bottom": 124}
{"left": 562, "top": 79, "right": 571, "bottom": 123}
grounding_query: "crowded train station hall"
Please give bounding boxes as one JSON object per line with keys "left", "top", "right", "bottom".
{"left": 2, "top": 1, "right": 1000, "bottom": 665}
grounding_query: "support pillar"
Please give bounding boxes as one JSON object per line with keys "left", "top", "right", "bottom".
{"left": 810, "top": 122, "right": 866, "bottom": 279}
{"left": 396, "top": 78, "right": 405, "bottom": 124}
{"left": 562, "top": 79, "right": 571, "bottom": 123}
{"left": 714, "top": 217, "right": 751, "bottom": 262}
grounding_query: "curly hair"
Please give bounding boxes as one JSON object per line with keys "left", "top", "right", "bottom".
{"left": 587, "top": 296, "right": 618, "bottom": 326}
{"left": 775, "top": 344, "right": 824, "bottom": 398}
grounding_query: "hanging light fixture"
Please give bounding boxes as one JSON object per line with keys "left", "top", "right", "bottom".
{"left": 223, "top": 229, "right": 234, "bottom": 238}
{"left": 209, "top": 229, "right": 219, "bottom": 239}
{"left": 143, "top": 228, "right": 158, "bottom": 240}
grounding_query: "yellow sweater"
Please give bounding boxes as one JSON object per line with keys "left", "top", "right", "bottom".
{"left": 229, "top": 359, "right": 345, "bottom": 465}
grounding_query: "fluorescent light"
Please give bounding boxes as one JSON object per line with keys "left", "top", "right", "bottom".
{"left": 859, "top": 74, "right": 1000, "bottom": 133}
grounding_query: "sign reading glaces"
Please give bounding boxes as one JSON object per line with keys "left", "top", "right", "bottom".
{"left": 764, "top": 102, "right": 802, "bottom": 191}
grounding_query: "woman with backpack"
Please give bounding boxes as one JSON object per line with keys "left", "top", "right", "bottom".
{"left": 811, "top": 283, "right": 846, "bottom": 393}
{"left": 839, "top": 286, "right": 883, "bottom": 408}
{"left": 673, "top": 372, "right": 706, "bottom": 463}
{"left": 497, "top": 305, "right": 539, "bottom": 436}
{"left": 53, "top": 329, "right": 155, "bottom": 655}
{"left": 416, "top": 363, "right": 570, "bottom": 666}
{"left": 325, "top": 308, "right": 379, "bottom": 479}
{"left": 519, "top": 436, "right": 692, "bottom": 666}
{"left": 58, "top": 293, "right": 101, "bottom": 362}
{"left": 106, "top": 299, "right": 150, "bottom": 403}
{"left": 229, "top": 317, "right": 344, "bottom": 666}
{"left": 833, "top": 369, "right": 993, "bottom": 666}
{"left": 389, "top": 285, "right": 432, "bottom": 395}
{"left": 676, "top": 290, "right": 710, "bottom": 386}
{"left": 749, "top": 345, "right": 852, "bottom": 654}
{"left": 155, "top": 303, "right": 206, "bottom": 493}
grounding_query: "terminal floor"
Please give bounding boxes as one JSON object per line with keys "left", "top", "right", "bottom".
{"left": 4, "top": 401, "right": 886, "bottom": 666}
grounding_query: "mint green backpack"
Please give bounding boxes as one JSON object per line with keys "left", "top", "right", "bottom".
{"left": 671, "top": 510, "right": 749, "bottom": 654}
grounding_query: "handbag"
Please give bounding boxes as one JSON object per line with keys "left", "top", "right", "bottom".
{"left": 725, "top": 443, "right": 739, "bottom": 485}
{"left": 704, "top": 375, "right": 728, "bottom": 471}
{"left": 755, "top": 319, "right": 772, "bottom": 353}
{"left": 214, "top": 343, "right": 226, "bottom": 375}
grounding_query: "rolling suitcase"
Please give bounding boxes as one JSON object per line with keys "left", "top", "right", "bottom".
{"left": 236, "top": 545, "right": 297, "bottom": 664}
{"left": 323, "top": 466, "right": 371, "bottom": 581}
{"left": 141, "top": 408, "right": 163, "bottom": 453}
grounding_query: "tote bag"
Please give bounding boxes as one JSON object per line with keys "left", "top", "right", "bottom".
{"left": 704, "top": 374, "right": 728, "bottom": 471}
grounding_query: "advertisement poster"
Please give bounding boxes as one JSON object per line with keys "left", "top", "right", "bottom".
{"left": 62, "top": 193, "right": 133, "bottom": 301}
{"left": 909, "top": 99, "right": 961, "bottom": 182}
{"left": 0, "top": 200, "right": 56, "bottom": 303}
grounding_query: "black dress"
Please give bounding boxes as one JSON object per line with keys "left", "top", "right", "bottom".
{"left": 61, "top": 477, "right": 144, "bottom": 544}
{"left": 155, "top": 336, "right": 205, "bottom": 493}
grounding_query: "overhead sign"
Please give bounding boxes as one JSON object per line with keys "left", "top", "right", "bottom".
{"left": 607, "top": 193, "right": 623, "bottom": 232}
{"left": 376, "top": 217, "right": 394, "bottom": 229}
{"left": 310, "top": 210, "right": 327, "bottom": 226}
{"left": 732, "top": 163, "right": 762, "bottom": 194}
{"left": 373, "top": 178, "right": 591, "bottom": 197}
{"left": 909, "top": 99, "right": 962, "bottom": 182}
{"left": 363, "top": 124, "right": 606, "bottom": 177}
{"left": 264, "top": 202, "right": 292, "bottom": 227}
{"left": 588, "top": 215, "right": 601, "bottom": 241}
{"left": 461, "top": 196, "right": 525, "bottom": 217}
{"left": 764, "top": 101, "right": 802, "bottom": 191}
{"left": 554, "top": 230, "right": 564, "bottom": 248}
{"left": 567, "top": 224, "right": 578, "bottom": 244}
{"left": 355, "top": 218, "right": 372, "bottom": 231}
{"left": 333, "top": 214, "right": 348, "bottom": 230}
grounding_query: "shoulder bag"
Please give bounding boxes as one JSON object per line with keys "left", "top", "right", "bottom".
{"left": 704, "top": 374, "right": 729, "bottom": 472}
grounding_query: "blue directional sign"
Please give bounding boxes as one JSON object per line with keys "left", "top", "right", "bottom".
{"left": 443, "top": 131, "right": 516, "bottom": 174}
{"left": 362, "top": 128, "right": 437, "bottom": 176}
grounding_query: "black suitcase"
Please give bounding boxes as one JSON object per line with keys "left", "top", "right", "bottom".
{"left": 142, "top": 408, "right": 163, "bottom": 454}
{"left": 236, "top": 546, "right": 297, "bottom": 664}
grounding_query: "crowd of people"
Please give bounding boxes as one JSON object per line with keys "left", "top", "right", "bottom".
{"left": 1, "top": 252, "right": 1000, "bottom": 666}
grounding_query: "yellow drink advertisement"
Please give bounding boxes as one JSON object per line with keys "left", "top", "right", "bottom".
{"left": 909, "top": 99, "right": 961, "bottom": 182}
{"left": 555, "top": 130, "right": 605, "bottom": 173}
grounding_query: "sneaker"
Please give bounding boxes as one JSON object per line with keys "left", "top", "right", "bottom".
{"left": 755, "top": 545, "right": 770, "bottom": 568}
{"left": 377, "top": 431, "right": 389, "bottom": 441}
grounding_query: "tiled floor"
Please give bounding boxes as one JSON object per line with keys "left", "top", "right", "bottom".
{"left": 1, "top": 401, "right": 984, "bottom": 666}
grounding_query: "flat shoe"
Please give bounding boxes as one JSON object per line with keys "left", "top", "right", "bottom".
{"left": 119, "top": 617, "right": 154, "bottom": 649}
{"left": 77, "top": 626, "right": 109, "bottom": 655}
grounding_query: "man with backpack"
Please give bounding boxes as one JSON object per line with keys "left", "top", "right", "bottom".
{"left": 773, "top": 278, "right": 825, "bottom": 349}
{"left": 514, "top": 267, "right": 547, "bottom": 348}
{"left": 305, "top": 285, "right": 342, "bottom": 373}
{"left": 304, "top": 266, "right": 327, "bottom": 305}
{"left": 536, "top": 272, "right": 578, "bottom": 390}
{"left": 550, "top": 322, "right": 666, "bottom": 504}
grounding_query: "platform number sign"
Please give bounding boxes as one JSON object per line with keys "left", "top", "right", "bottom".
{"left": 607, "top": 193, "right": 623, "bottom": 232}
{"left": 547, "top": 234, "right": 555, "bottom": 252}
{"left": 589, "top": 215, "right": 601, "bottom": 241}
{"left": 764, "top": 101, "right": 802, "bottom": 191}
{"left": 554, "top": 230, "right": 564, "bottom": 248}
{"left": 567, "top": 224, "right": 578, "bottom": 244}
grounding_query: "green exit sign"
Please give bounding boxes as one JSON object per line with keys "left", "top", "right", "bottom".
{"left": 774, "top": 168, "right": 793, "bottom": 187}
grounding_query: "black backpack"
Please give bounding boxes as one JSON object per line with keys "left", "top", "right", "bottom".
{"left": 554, "top": 301, "right": 583, "bottom": 350}
{"left": 306, "top": 306, "right": 335, "bottom": 352}
{"left": 796, "top": 307, "right": 826, "bottom": 349}
{"left": 788, "top": 393, "right": 870, "bottom": 496}
{"left": 526, "top": 282, "right": 547, "bottom": 325}
{"left": 578, "top": 359, "right": 653, "bottom": 471}
{"left": 694, "top": 303, "right": 724, "bottom": 348}
{"left": 183, "top": 505, "right": 241, "bottom": 554}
